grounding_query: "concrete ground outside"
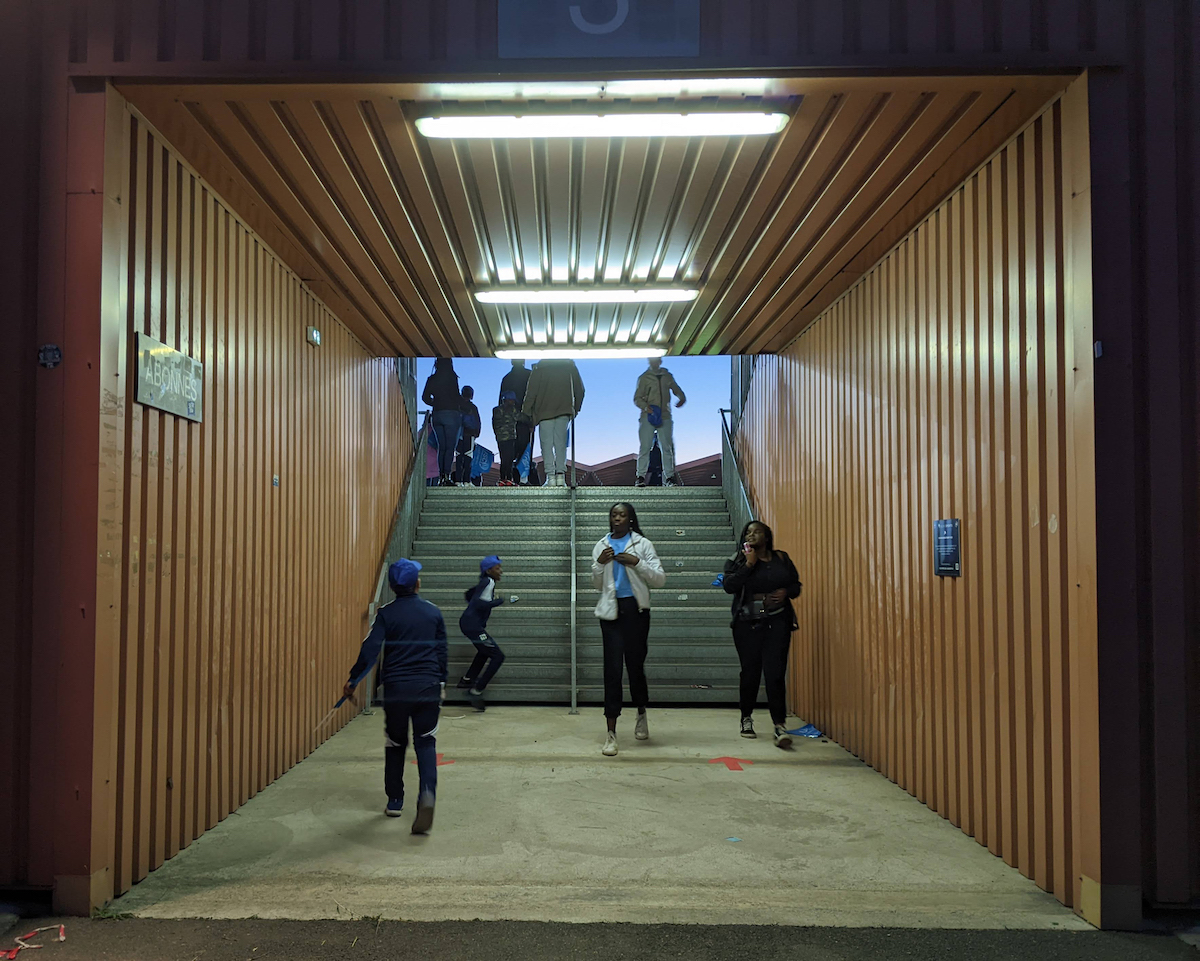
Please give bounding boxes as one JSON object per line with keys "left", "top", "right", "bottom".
{"left": 111, "top": 707, "right": 1089, "bottom": 930}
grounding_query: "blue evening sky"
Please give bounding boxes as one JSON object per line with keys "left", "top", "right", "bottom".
{"left": 416, "top": 356, "right": 731, "bottom": 465}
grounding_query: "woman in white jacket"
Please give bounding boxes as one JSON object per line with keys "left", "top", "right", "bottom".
{"left": 591, "top": 502, "right": 666, "bottom": 756}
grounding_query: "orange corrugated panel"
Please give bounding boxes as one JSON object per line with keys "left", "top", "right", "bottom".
{"left": 736, "top": 89, "right": 1096, "bottom": 909}
{"left": 98, "top": 108, "right": 411, "bottom": 901}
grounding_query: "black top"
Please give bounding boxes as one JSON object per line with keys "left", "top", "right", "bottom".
{"left": 499, "top": 365, "right": 531, "bottom": 406}
{"left": 722, "top": 550, "right": 802, "bottom": 629}
{"left": 422, "top": 368, "right": 460, "bottom": 411}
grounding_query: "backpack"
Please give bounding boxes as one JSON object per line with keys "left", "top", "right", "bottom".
{"left": 462, "top": 409, "right": 481, "bottom": 434}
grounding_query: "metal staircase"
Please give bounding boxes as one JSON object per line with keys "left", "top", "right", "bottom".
{"left": 413, "top": 485, "right": 749, "bottom": 705}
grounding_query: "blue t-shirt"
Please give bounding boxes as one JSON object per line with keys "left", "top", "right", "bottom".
{"left": 608, "top": 532, "right": 634, "bottom": 598}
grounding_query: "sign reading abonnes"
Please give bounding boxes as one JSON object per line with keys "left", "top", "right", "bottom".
{"left": 136, "top": 332, "right": 203, "bottom": 423}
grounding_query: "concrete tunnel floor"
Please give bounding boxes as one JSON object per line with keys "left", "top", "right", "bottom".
{"left": 111, "top": 707, "right": 1089, "bottom": 929}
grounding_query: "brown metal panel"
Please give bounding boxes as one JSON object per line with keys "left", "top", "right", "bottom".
{"left": 93, "top": 97, "right": 411, "bottom": 900}
{"left": 736, "top": 87, "right": 1096, "bottom": 910}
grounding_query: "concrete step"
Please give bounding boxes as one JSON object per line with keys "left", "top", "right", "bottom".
{"left": 418, "top": 571, "right": 729, "bottom": 591}
{"left": 408, "top": 555, "right": 733, "bottom": 574}
{"left": 447, "top": 638, "right": 739, "bottom": 658}
{"left": 440, "top": 683, "right": 763, "bottom": 705}
{"left": 421, "top": 605, "right": 734, "bottom": 626}
{"left": 418, "top": 510, "right": 733, "bottom": 529}
{"left": 414, "top": 535, "right": 734, "bottom": 553}
{"left": 420, "top": 589, "right": 729, "bottom": 610}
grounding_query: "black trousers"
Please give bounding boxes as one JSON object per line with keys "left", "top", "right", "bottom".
{"left": 383, "top": 699, "right": 440, "bottom": 803}
{"left": 600, "top": 597, "right": 650, "bottom": 719}
{"left": 732, "top": 616, "right": 792, "bottom": 725}
{"left": 498, "top": 438, "right": 518, "bottom": 482}
{"left": 514, "top": 423, "right": 534, "bottom": 483}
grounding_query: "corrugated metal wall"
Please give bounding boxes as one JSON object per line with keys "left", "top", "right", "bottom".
{"left": 93, "top": 102, "right": 411, "bottom": 900}
{"left": 736, "top": 84, "right": 1095, "bottom": 909}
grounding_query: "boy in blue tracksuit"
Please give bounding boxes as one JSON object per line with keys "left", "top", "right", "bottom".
{"left": 457, "top": 554, "right": 517, "bottom": 711}
{"left": 344, "top": 557, "right": 447, "bottom": 834}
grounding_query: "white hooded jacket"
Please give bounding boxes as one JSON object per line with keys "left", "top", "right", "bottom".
{"left": 590, "top": 531, "right": 666, "bottom": 620}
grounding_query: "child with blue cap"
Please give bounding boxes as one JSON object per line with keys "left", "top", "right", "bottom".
{"left": 457, "top": 554, "right": 518, "bottom": 710}
{"left": 343, "top": 557, "right": 447, "bottom": 833}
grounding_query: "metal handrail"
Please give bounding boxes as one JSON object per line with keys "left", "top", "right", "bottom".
{"left": 569, "top": 385, "right": 579, "bottom": 714}
{"left": 719, "top": 407, "right": 756, "bottom": 544}
{"left": 365, "top": 415, "right": 431, "bottom": 707}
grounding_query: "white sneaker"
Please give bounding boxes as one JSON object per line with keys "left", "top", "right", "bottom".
{"left": 602, "top": 731, "right": 618, "bottom": 756}
{"left": 773, "top": 725, "right": 793, "bottom": 749}
{"left": 634, "top": 712, "right": 649, "bottom": 740}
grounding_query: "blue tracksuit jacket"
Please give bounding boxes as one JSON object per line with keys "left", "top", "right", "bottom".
{"left": 348, "top": 592, "right": 448, "bottom": 702}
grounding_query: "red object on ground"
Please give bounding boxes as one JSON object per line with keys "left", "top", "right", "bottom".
{"left": 708, "top": 757, "right": 754, "bottom": 772}
{"left": 410, "top": 753, "right": 454, "bottom": 766}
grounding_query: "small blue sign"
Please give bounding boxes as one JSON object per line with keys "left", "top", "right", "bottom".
{"left": 498, "top": 0, "right": 701, "bottom": 59}
{"left": 934, "top": 519, "right": 962, "bottom": 578}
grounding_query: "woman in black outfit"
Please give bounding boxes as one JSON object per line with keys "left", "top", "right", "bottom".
{"left": 422, "top": 358, "right": 462, "bottom": 486}
{"left": 722, "top": 520, "right": 802, "bottom": 748}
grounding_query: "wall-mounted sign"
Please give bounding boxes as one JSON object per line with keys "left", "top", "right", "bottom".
{"left": 934, "top": 519, "right": 961, "bottom": 577}
{"left": 136, "top": 332, "right": 203, "bottom": 422}
{"left": 498, "top": 0, "right": 701, "bottom": 59}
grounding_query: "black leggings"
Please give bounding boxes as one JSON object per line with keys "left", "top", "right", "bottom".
{"left": 600, "top": 597, "right": 650, "bottom": 719}
{"left": 498, "top": 438, "right": 517, "bottom": 481}
{"left": 732, "top": 617, "right": 791, "bottom": 725}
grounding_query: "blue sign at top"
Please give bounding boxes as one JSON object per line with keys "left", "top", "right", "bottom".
{"left": 498, "top": 0, "right": 701, "bottom": 59}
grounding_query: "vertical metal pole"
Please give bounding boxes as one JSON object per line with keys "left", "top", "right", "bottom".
{"left": 569, "top": 480, "right": 578, "bottom": 714}
{"left": 569, "top": 372, "right": 579, "bottom": 712}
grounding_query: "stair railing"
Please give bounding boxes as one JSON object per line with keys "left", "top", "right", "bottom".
{"left": 569, "top": 380, "right": 579, "bottom": 714}
{"left": 365, "top": 413, "right": 431, "bottom": 707}
{"left": 720, "top": 407, "right": 756, "bottom": 544}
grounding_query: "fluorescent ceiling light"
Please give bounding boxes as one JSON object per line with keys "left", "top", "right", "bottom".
{"left": 424, "top": 78, "right": 778, "bottom": 101}
{"left": 416, "top": 113, "right": 789, "bottom": 140}
{"left": 496, "top": 347, "right": 666, "bottom": 360}
{"left": 476, "top": 288, "right": 698, "bottom": 305}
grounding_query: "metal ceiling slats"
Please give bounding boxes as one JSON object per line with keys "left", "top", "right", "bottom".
{"left": 327, "top": 99, "right": 482, "bottom": 354}
{"left": 709, "top": 91, "right": 941, "bottom": 352}
{"left": 601, "top": 138, "right": 652, "bottom": 284}
{"left": 119, "top": 76, "right": 1073, "bottom": 357}
{"left": 236, "top": 98, "right": 436, "bottom": 353}
{"left": 683, "top": 91, "right": 914, "bottom": 353}
{"left": 288, "top": 99, "right": 454, "bottom": 349}
{"left": 670, "top": 93, "right": 846, "bottom": 351}
{"left": 505, "top": 140, "right": 544, "bottom": 284}
{"left": 739, "top": 89, "right": 1014, "bottom": 353}
{"left": 186, "top": 98, "right": 408, "bottom": 355}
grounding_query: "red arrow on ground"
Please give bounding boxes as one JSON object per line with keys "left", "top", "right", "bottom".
{"left": 709, "top": 756, "right": 754, "bottom": 771}
{"left": 410, "top": 753, "right": 454, "bottom": 766}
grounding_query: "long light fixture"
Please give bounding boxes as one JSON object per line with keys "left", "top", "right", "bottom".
{"left": 476, "top": 288, "right": 698, "bottom": 305}
{"left": 416, "top": 113, "right": 789, "bottom": 140}
{"left": 495, "top": 347, "right": 666, "bottom": 360}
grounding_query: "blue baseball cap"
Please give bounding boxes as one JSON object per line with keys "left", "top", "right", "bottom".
{"left": 388, "top": 558, "right": 422, "bottom": 591}
{"left": 480, "top": 554, "right": 502, "bottom": 573}
{"left": 500, "top": 390, "right": 517, "bottom": 402}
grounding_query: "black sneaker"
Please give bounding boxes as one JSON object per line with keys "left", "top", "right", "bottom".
{"left": 773, "top": 725, "right": 793, "bottom": 749}
{"left": 384, "top": 797, "right": 404, "bottom": 817}
{"left": 634, "top": 475, "right": 647, "bottom": 488}
{"left": 665, "top": 475, "right": 681, "bottom": 487}
{"left": 740, "top": 717, "right": 756, "bottom": 738}
{"left": 456, "top": 677, "right": 473, "bottom": 690}
{"left": 411, "top": 792, "right": 435, "bottom": 834}
{"left": 470, "top": 690, "right": 486, "bottom": 712}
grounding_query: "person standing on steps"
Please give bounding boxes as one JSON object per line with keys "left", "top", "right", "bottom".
{"left": 500, "top": 358, "right": 537, "bottom": 487}
{"left": 634, "top": 357, "right": 687, "bottom": 488}
{"left": 457, "top": 555, "right": 518, "bottom": 710}
{"left": 522, "top": 358, "right": 585, "bottom": 488}
{"left": 722, "top": 521, "right": 802, "bottom": 748}
{"left": 492, "top": 390, "right": 521, "bottom": 486}
{"left": 591, "top": 502, "right": 666, "bottom": 756}
{"left": 423, "top": 358, "right": 462, "bottom": 487}
{"left": 455, "top": 385, "right": 482, "bottom": 486}
{"left": 342, "top": 558, "right": 447, "bottom": 833}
